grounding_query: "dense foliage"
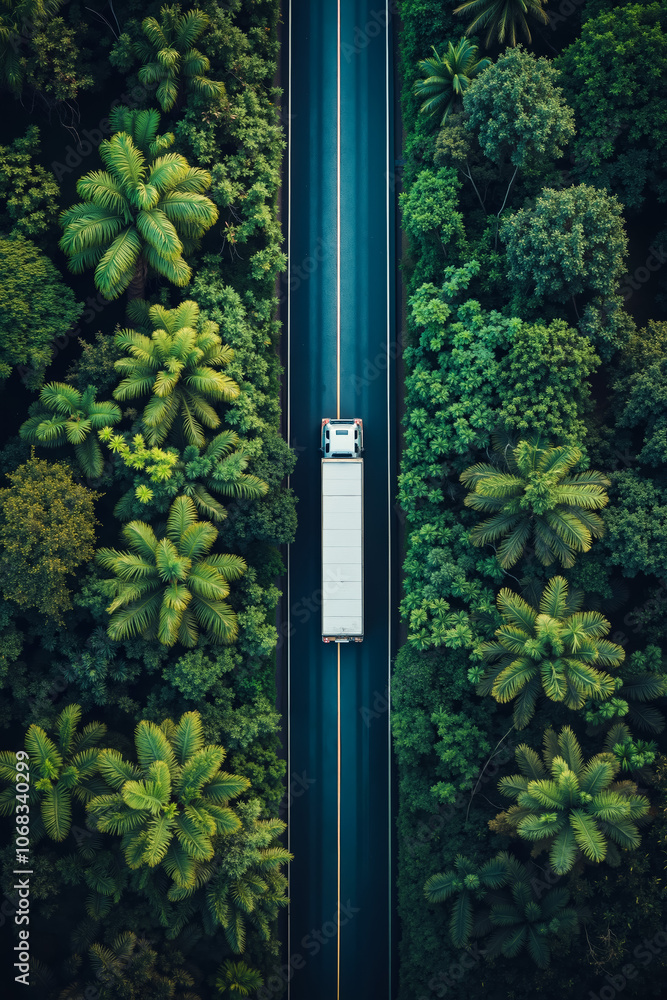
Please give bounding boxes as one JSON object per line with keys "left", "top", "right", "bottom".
{"left": 394, "top": 1, "right": 667, "bottom": 997}
{"left": 0, "top": 234, "right": 83, "bottom": 388}
{"left": 0, "top": 0, "right": 292, "bottom": 994}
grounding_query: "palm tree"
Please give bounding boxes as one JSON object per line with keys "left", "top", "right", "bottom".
{"left": 20, "top": 382, "right": 122, "bottom": 479}
{"left": 453, "top": 0, "right": 550, "bottom": 48}
{"left": 59, "top": 107, "right": 218, "bottom": 301}
{"left": 413, "top": 38, "right": 491, "bottom": 126}
{"left": 112, "top": 300, "right": 240, "bottom": 448}
{"left": 110, "top": 429, "right": 269, "bottom": 522}
{"left": 106, "top": 104, "right": 176, "bottom": 161}
{"left": 424, "top": 852, "right": 511, "bottom": 947}
{"left": 59, "top": 930, "right": 202, "bottom": 1000}
{"left": 478, "top": 576, "right": 624, "bottom": 729}
{"left": 134, "top": 4, "right": 226, "bottom": 113}
{"left": 586, "top": 664, "right": 667, "bottom": 734}
{"left": 0, "top": 704, "right": 106, "bottom": 842}
{"left": 183, "top": 809, "right": 291, "bottom": 951}
{"left": 96, "top": 495, "right": 247, "bottom": 646}
{"left": 492, "top": 726, "right": 650, "bottom": 874}
{"left": 604, "top": 723, "right": 657, "bottom": 775}
{"left": 472, "top": 856, "right": 579, "bottom": 967}
{"left": 460, "top": 436, "right": 610, "bottom": 569}
{"left": 216, "top": 960, "right": 264, "bottom": 997}
{"left": 0, "top": 0, "right": 62, "bottom": 92}
{"left": 87, "top": 711, "right": 249, "bottom": 889}
{"left": 81, "top": 848, "right": 129, "bottom": 920}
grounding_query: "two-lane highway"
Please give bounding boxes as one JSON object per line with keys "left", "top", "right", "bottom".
{"left": 283, "top": 2, "right": 397, "bottom": 997}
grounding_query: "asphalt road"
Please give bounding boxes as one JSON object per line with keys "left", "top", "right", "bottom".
{"left": 283, "top": 2, "right": 397, "bottom": 998}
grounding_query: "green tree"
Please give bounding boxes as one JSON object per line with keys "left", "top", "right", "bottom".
{"left": 491, "top": 726, "right": 650, "bottom": 873}
{"left": 0, "top": 704, "right": 106, "bottom": 842}
{"left": 186, "top": 270, "right": 299, "bottom": 515}
{"left": 397, "top": 262, "right": 518, "bottom": 516}
{"left": 0, "top": 126, "right": 60, "bottom": 237}
{"left": 472, "top": 857, "right": 580, "bottom": 967}
{"left": 555, "top": 3, "right": 667, "bottom": 209}
{"left": 0, "top": 234, "right": 83, "bottom": 389}
{"left": 462, "top": 45, "right": 574, "bottom": 223}
{"left": 112, "top": 299, "right": 240, "bottom": 447}
{"left": 585, "top": 647, "right": 667, "bottom": 736}
{"left": 59, "top": 932, "right": 201, "bottom": 1000}
{"left": 59, "top": 107, "right": 218, "bottom": 301}
{"left": 0, "top": 0, "right": 61, "bottom": 92}
{"left": 477, "top": 576, "right": 624, "bottom": 728}
{"left": 398, "top": 168, "right": 465, "bottom": 287}
{"left": 96, "top": 495, "right": 247, "bottom": 647}
{"left": 424, "top": 852, "right": 511, "bottom": 947}
{"left": 87, "top": 711, "right": 248, "bottom": 888}
{"left": 413, "top": 37, "right": 491, "bottom": 126}
{"left": 22, "top": 17, "right": 93, "bottom": 105}
{"left": 65, "top": 330, "right": 126, "bottom": 396}
{"left": 112, "top": 4, "right": 226, "bottom": 113}
{"left": 612, "top": 320, "right": 667, "bottom": 468}
{"left": 0, "top": 454, "right": 99, "bottom": 621}
{"left": 103, "top": 428, "right": 268, "bottom": 522}
{"left": 216, "top": 960, "right": 263, "bottom": 997}
{"left": 20, "top": 382, "right": 122, "bottom": 479}
{"left": 183, "top": 799, "right": 290, "bottom": 951}
{"left": 461, "top": 437, "right": 610, "bottom": 569}
{"left": 454, "top": 0, "right": 549, "bottom": 47}
{"left": 602, "top": 470, "right": 667, "bottom": 581}
{"left": 500, "top": 184, "right": 628, "bottom": 316}
{"left": 497, "top": 319, "right": 599, "bottom": 453}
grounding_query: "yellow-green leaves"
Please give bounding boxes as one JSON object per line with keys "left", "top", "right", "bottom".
{"left": 0, "top": 454, "right": 100, "bottom": 621}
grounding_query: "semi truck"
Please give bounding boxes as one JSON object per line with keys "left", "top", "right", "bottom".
{"left": 321, "top": 418, "right": 364, "bottom": 643}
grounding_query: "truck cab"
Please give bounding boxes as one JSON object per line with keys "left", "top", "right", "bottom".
{"left": 321, "top": 418, "right": 363, "bottom": 458}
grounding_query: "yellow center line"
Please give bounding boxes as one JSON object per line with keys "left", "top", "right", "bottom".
{"left": 337, "top": 641, "right": 341, "bottom": 1000}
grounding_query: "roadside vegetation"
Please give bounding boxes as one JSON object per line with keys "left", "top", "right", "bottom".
{"left": 0, "top": 0, "right": 293, "bottom": 995}
{"left": 394, "top": 1, "right": 667, "bottom": 997}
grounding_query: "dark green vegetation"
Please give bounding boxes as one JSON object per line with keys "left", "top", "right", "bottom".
{"left": 395, "top": 1, "right": 667, "bottom": 998}
{"left": 0, "top": 1, "right": 293, "bottom": 996}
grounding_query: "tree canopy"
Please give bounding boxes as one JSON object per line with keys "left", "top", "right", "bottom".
{"left": 413, "top": 37, "right": 491, "bottom": 126}
{"left": 96, "top": 494, "right": 247, "bottom": 647}
{"left": 454, "top": 0, "right": 550, "bottom": 47}
{"left": 497, "top": 319, "right": 599, "bottom": 453}
{"left": 492, "top": 726, "right": 650, "bottom": 874}
{"left": 0, "top": 453, "right": 100, "bottom": 621}
{"left": 477, "top": 577, "right": 623, "bottom": 729}
{"left": 500, "top": 184, "right": 628, "bottom": 314}
{"left": 460, "top": 437, "right": 610, "bottom": 569}
{"left": 0, "top": 234, "right": 83, "bottom": 388}
{"left": 0, "top": 126, "right": 60, "bottom": 237}
{"left": 112, "top": 299, "right": 240, "bottom": 447}
{"left": 463, "top": 46, "right": 575, "bottom": 171}
{"left": 59, "top": 107, "right": 219, "bottom": 300}
{"left": 556, "top": 2, "right": 667, "bottom": 209}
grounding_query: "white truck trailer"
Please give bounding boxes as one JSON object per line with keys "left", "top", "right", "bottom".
{"left": 321, "top": 418, "right": 364, "bottom": 643}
